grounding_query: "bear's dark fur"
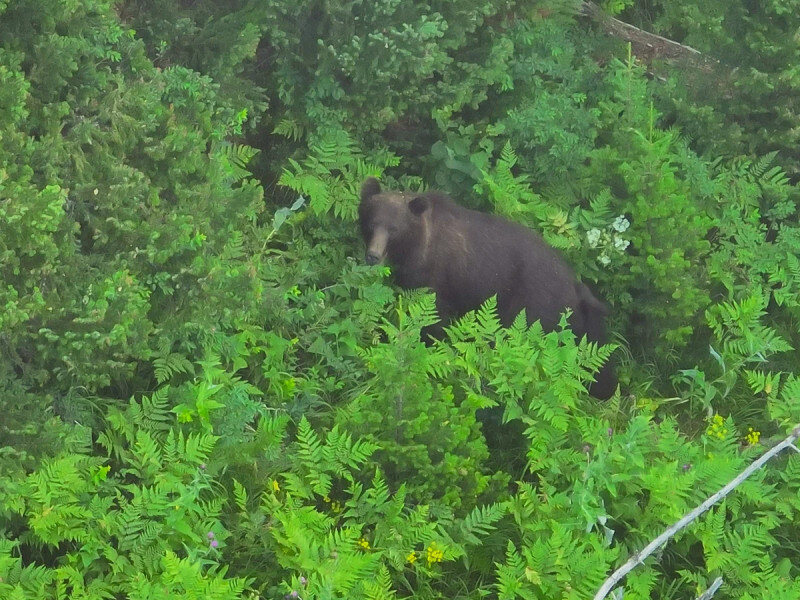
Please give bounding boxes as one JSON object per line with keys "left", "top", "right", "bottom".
{"left": 358, "top": 177, "right": 616, "bottom": 400}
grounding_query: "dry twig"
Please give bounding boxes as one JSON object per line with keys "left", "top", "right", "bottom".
{"left": 696, "top": 576, "right": 723, "bottom": 600}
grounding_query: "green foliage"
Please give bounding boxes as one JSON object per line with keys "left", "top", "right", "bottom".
{"left": 279, "top": 128, "right": 399, "bottom": 220}
{"left": 0, "top": 392, "right": 248, "bottom": 599}
{"left": 580, "top": 49, "right": 715, "bottom": 360}
{"left": 4, "top": 1, "right": 800, "bottom": 599}
{"left": 339, "top": 292, "right": 497, "bottom": 509}
{"left": 0, "top": 0, "right": 266, "bottom": 435}
{"left": 627, "top": 0, "right": 800, "bottom": 177}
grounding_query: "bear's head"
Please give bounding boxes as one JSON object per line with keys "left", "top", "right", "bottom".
{"left": 358, "top": 177, "right": 430, "bottom": 265}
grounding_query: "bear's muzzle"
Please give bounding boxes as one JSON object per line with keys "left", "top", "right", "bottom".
{"left": 364, "top": 227, "right": 389, "bottom": 265}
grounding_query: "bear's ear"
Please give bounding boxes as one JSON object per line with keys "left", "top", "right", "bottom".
{"left": 360, "top": 177, "right": 381, "bottom": 203}
{"left": 408, "top": 195, "right": 429, "bottom": 216}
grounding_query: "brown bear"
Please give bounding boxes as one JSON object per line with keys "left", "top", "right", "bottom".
{"left": 358, "top": 177, "right": 616, "bottom": 399}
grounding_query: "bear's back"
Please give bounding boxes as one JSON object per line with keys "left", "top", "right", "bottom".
{"left": 426, "top": 195, "right": 571, "bottom": 272}
{"left": 420, "top": 195, "right": 583, "bottom": 329}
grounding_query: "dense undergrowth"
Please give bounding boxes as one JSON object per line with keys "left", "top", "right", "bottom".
{"left": 2, "top": 1, "right": 800, "bottom": 598}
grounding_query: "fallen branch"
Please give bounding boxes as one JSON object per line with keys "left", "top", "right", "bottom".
{"left": 696, "top": 576, "right": 723, "bottom": 600}
{"left": 594, "top": 424, "right": 800, "bottom": 600}
{"left": 579, "top": 2, "right": 717, "bottom": 71}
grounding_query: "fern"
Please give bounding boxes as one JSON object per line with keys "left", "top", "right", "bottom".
{"left": 583, "top": 189, "right": 615, "bottom": 226}
{"left": 495, "top": 541, "right": 538, "bottom": 600}
{"left": 455, "top": 502, "right": 505, "bottom": 546}
{"left": 273, "top": 118, "right": 305, "bottom": 141}
{"left": 423, "top": 342, "right": 456, "bottom": 379}
{"left": 156, "top": 551, "right": 249, "bottom": 597}
{"left": 153, "top": 353, "right": 194, "bottom": 384}
{"left": 220, "top": 229, "right": 245, "bottom": 260}
{"left": 474, "top": 295, "right": 503, "bottom": 339}
{"left": 215, "top": 141, "right": 259, "bottom": 184}
{"left": 163, "top": 429, "right": 218, "bottom": 466}
{"left": 0, "top": 540, "right": 53, "bottom": 593}
{"left": 744, "top": 369, "right": 780, "bottom": 395}
{"left": 127, "top": 430, "right": 163, "bottom": 480}
{"left": 476, "top": 141, "right": 549, "bottom": 222}
{"left": 770, "top": 375, "right": 800, "bottom": 427}
{"left": 232, "top": 479, "right": 248, "bottom": 512}
{"left": 399, "top": 290, "right": 441, "bottom": 333}
{"left": 749, "top": 151, "right": 782, "bottom": 183}
{"left": 123, "top": 387, "right": 173, "bottom": 436}
{"left": 367, "top": 470, "right": 391, "bottom": 508}
{"left": 296, "top": 416, "right": 324, "bottom": 470}
{"left": 774, "top": 253, "right": 800, "bottom": 308}
{"left": 323, "top": 426, "right": 378, "bottom": 479}
{"left": 363, "top": 565, "right": 395, "bottom": 600}
{"left": 706, "top": 292, "right": 793, "bottom": 366}
{"left": 278, "top": 127, "right": 398, "bottom": 220}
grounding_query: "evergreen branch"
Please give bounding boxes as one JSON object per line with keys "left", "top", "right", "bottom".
{"left": 594, "top": 424, "right": 800, "bottom": 600}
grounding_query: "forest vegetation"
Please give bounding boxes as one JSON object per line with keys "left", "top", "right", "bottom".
{"left": 2, "top": 1, "right": 800, "bottom": 598}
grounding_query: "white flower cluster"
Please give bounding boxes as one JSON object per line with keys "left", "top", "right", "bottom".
{"left": 586, "top": 215, "right": 631, "bottom": 267}
{"left": 612, "top": 215, "right": 630, "bottom": 232}
{"left": 587, "top": 227, "right": 602, "bottom": 248}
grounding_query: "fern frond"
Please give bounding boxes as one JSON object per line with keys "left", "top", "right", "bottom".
{"left": 457, "top": 502, "right": 505, "bottom": 546}
{"left": 495, "top": 541, "right": 537, "bottom": 600}
{"left": 363, "top": 565, "right": 395, "bottom": 600}
{"left": 182, "top": 431, "right": 218, "bottom": 464}
{"left": 296, "top": 416, "right": 323, "bottom": 469}
{"left": 129, "top": 430, "right": 163, "bottom": 478}
{"left": 273, "top": 118, "right": 305, "bottom": 141}
{"left": 404, "top": 292, "right": 440, "bottom": 331}
{"left": 475, "top": 295, "right": 502, "bottom": 338}
{"left": 221, "top": 230, "right": 245, "bottom": 260}
{"left": 787, "top": 253, "right": 800, "bottom": 284}
{"left": 153, "top": 354, "right": 194, "bottom": 384}
{"left": 215, "top": 141, "right": 259, "bottom": 183}
{"left": 751, "top": 151, "right": 778, "bottom": 180}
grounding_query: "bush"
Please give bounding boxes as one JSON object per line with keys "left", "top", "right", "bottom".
{"left": 3, "top": 1, "right": 800, "bottom": 598}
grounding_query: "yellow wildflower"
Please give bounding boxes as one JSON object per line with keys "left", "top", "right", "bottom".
{"left": 706, "top": 414, "right": 728, "bottom": 440}
{"left": 745, "top": 427, "right": 761, "bottom": 446}
{"left": 272, "top": 480, "right": 280, "bottom": 492}
{"left": 358, "top": 538, "right": 370, "bottom": 550}
{"left": 406, "top": 551, "right": 417, "bottom": 564}
{"left": 425, "top": 543, "right": 444, "bottom": 566}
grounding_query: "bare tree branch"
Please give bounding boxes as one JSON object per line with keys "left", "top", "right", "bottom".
{"left": 594, "top": 424, "right": 800, "bottom": 600}
{"left": 696, "top": 577, "right": 723, "bottom": 600}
